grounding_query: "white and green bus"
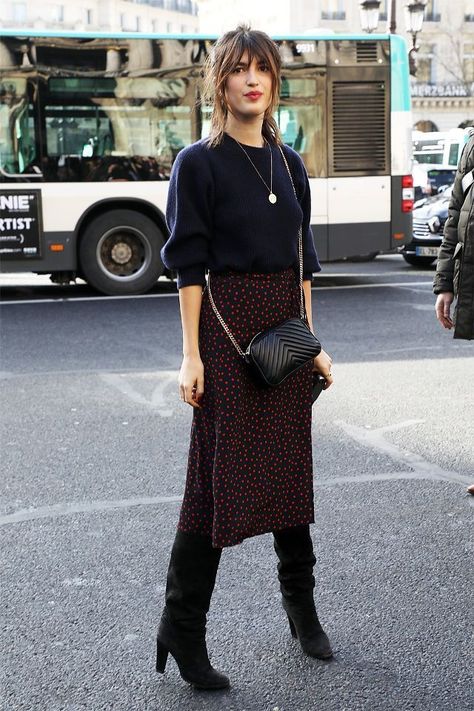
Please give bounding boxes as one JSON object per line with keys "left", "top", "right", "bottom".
{"left": 0, "top": 30, "right": 413, "bottom": 295}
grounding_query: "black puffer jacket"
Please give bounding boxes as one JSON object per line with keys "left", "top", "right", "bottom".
{"left": 433, "top": 134, "right": 474, "bottom": 340}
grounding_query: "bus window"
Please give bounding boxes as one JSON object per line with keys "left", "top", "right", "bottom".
{"left": 0, "top": 78, "right": 37, "bottom": 178}
{"left": 277, "top": 74, "right": 326, "bottom": 178}
{"left": 41, "top": 76, "right": 195, "bottom": 181}
{"left": 200, "top": 74, "right": 327, "bottom": 178}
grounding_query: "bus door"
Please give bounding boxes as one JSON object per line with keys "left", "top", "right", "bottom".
{"left": 0, "top": 76, "right": 45, "bottom": 262}
{"left": 277, "top": 68, "right": 329, "bottom": 261}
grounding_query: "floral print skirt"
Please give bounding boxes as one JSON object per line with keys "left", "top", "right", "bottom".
{"left": 177, "top": 267, "right": 315, "bottom": 548}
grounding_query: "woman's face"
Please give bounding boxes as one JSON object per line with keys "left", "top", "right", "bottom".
{"left": 224, "top": 51, "right": 273, "bottom": 121}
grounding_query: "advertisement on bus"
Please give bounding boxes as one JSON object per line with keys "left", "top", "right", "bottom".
{"left": 0, "top": 190, "right": 42, "bottom": 259}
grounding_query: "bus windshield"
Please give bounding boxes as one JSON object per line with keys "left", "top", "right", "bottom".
{"left": 413, "top": 138, "right": 444, "bottom": 165}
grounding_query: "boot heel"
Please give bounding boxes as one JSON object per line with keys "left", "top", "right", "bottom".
{"left": 155, "top": 638, "right": 169, "bottom": 673}
{"left": 287, "top": 614, "right": 297, "bottom": 639}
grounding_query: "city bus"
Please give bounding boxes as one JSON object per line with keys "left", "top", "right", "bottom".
{"left": 0, "top": 30, "right": 413, "bottom": 295}
{"left": 412, "top": 128, "right": 470, "bottom": 167}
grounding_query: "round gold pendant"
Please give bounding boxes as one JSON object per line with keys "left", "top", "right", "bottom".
{"left": 269, "top": 193, "right": 277, "bottom": 204}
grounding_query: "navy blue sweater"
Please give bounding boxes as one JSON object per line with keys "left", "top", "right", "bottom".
{"left": 161, "top": 133, "right": 321, "bottom": 288}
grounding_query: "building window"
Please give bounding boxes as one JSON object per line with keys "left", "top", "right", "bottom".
{"left": 12, "top": 2, "right": 27, "bottom": 23}
{"left": 424, "top": 0, "right": 441, "bottom": 22}
{"left": 86, "top": 9, "right": 93, "bottom": 25}
{"left": 321, "top": 0, "right": 345, "bottom": 21}
{"left": 167, "top": 22, "right": 173, "bottom": 33}
{"left": 379, "top": 0, "right": 388, "bottom": 21}
{"left": 152, "top": 20, "right": 158, "bottom": 32}
{"left": 120, "top": 13, "right": 125, "bottom": 29}
{"left": 417, "top": 45, "right": 435, "bottom": 83}
{"left": 51, "top": 4, "right": 64, "bottom": 23}
{"left": 463, "top": 43, "right": 474, "bottom": 83}
{"left": 136, "top": 16, "right": 141, "bottom": 31}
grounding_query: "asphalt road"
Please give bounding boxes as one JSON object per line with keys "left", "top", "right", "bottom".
{"left": 1, "top": 256, "right": 473, "bottom": 711}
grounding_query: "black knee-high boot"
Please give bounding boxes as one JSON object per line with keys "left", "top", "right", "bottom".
{"left": 273, "top": 525, "right": 333, "bottom": 660}
{"left": 156, "top": 530, "right": 230, "bottom": 689}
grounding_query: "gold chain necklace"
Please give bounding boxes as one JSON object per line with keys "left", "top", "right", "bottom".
{"left": 231, "top": 136, "right": 277, "bottom": 204}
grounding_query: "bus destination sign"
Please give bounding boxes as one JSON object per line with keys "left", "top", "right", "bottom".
{"left": 0, "top": 191, "right": 42, "bottom": 259}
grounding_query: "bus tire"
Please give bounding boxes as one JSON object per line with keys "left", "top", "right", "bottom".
{"left": 402, "top": 254, "right": 436, "bottom": 267}
{"left": 79, "top": 210, "right": 165, "bottom": 295}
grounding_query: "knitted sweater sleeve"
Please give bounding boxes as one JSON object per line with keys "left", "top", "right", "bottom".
{"left": 284, "top": 146, "right": 321, "bottom": 280}
{"left": 161, "top": 144, "right": 214, "bottom": 289}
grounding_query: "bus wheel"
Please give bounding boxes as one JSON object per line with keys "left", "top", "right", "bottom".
{"left": 402, "top": 254, "right": 436, "bottom": 267}
{"left": 79, "top": 210, "right": 165, "bottom": 295}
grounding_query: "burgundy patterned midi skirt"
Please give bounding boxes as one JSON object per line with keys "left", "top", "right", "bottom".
{"left": 177, "top": 267, "right": 315, "bottom": 548}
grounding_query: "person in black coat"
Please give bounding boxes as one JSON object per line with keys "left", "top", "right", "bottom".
{"left": 434, "top": 129, "right": 474, "bottom": 495}
{"left": 155, "top": 25, "right": 335, "bottom": 690}
{"left": 434, "top": 130, "right": 474, "bottom": 340}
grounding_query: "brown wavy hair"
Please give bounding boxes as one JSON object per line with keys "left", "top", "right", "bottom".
{"left": 203, "top": 25, "right": 282, "bottom": 147}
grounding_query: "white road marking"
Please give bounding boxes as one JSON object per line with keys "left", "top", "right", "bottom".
{"left": 0, "top": 281, "right": 434, "bottom": 305}
{"left": 99, "top": 370, "right": 178, "bottom": 416}
{"left": 1, "top": 416, "right": 470, "bottom": 526}
{"left": 314, "top": 281, "right": 433, "bottom": 292}
{"left": 316, "top": 471, "right": 432, "bottom": 486}
{"left": 335, "top": 419, "right": 472, "bottom": 485}
{"left": 0, "top": 495, "right": 183, "bottom": 526}
{"left": 364, "top": 344, "right": 471, "bottom": 355}
{"left": 395, "top": 285, "right": 435, "bottom": 295}
{"left": 0, "top": 291, "right": 179, "bottom": 306}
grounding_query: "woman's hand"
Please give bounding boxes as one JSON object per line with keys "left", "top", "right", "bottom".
{"left": 312, "top": 348, "right": 334, "bottom": 389}
{"left": 435, "top": 292, "right": 454, "bottom": 329}
{"left": 179, "top": 354, "right": 204, "bottom": 408}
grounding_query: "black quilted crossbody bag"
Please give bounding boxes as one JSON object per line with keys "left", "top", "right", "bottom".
{"left": 207, "top": 145, "right": 322, "bottom": 388}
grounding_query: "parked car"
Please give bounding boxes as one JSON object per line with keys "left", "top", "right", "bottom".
{"left": 400, "top": 186, "right": 452, "bottom": 266}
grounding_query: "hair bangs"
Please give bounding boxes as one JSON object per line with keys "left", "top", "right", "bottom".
{"left": 204, "top": 25, "right": 283, "bottom": 148}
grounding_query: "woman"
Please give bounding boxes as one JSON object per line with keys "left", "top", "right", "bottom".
{"left": 156, "top": 25, "right": 334, "bottom": 690}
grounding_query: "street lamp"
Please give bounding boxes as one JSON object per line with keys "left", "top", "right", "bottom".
{"left": 359, "top": 0, "right": 381, "bottom": 34}
{"left": 404, "top": 0, "right": 427, "bottom": 75}
{"left": 360, "top": 0, "right": 426, "bottom": 76}
{"left": 404, "top": 0, "right": 427, "bottom": 34}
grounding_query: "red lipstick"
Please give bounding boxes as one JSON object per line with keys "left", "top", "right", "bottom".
{"left": 244, "top": 91, "right": 263, "bottom": 100}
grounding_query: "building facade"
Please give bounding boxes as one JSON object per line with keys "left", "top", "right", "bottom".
{"left": 0, "top": 0, "right": 199, "bottom": 34}
{"left": 2, "top": 0, "right": 473, "bottom": 129}
{"left": 197, "top": 0, "right": 474, "bottom": 131}
{"left": 311, "top": 0, "right": 474, "bottom": 131}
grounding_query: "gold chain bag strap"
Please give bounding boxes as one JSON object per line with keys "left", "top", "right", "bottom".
{"left": 207, "top": 144, "right": 322, "bottom": 387}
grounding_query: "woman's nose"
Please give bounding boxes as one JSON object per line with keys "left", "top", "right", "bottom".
{"left": 246, "top": 67, "right": 259, "bottom": 85}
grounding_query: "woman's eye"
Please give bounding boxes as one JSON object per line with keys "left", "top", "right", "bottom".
{"left": 233, "top": 66, "right": 244, "bottom": 73}
{"left": 259, "top": 63, "right": 269, "bottom": 72}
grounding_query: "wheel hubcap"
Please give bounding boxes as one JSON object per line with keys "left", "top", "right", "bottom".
{"left": 96, "top": 226, "right": 153, "bottom": 282}
{"left": 110, "top": 242, "right": 133, "bottom": 265}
